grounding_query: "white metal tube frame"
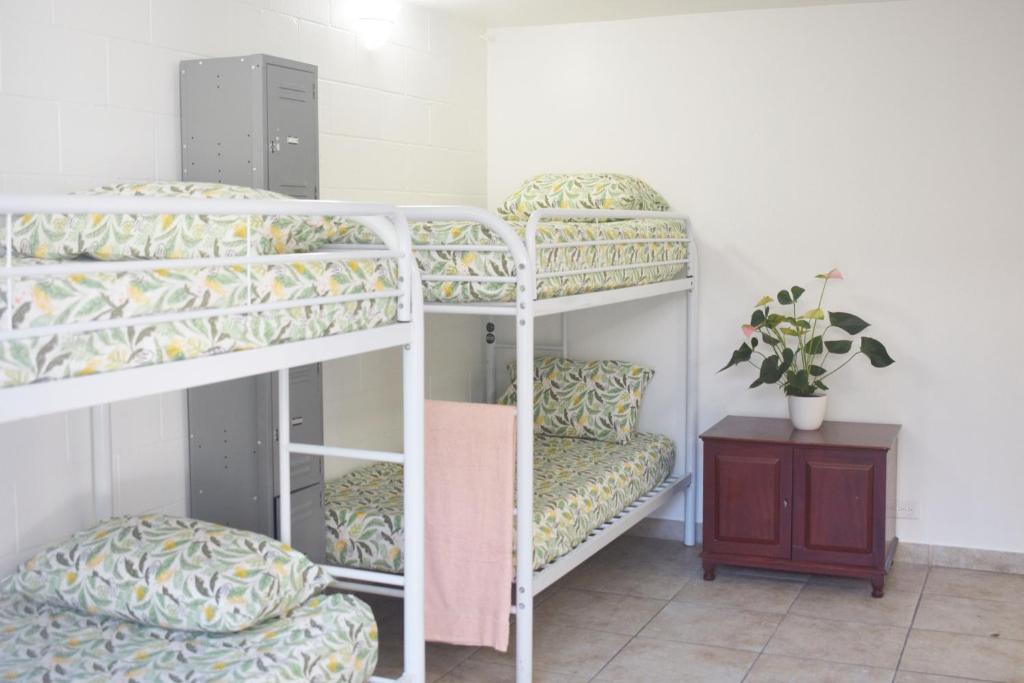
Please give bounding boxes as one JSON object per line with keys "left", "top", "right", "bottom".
{"left": 401, "top": 205, "right": 698, "bottom": 683}
{"left": 0, "top": 195, "right": 426, "bottom": 683}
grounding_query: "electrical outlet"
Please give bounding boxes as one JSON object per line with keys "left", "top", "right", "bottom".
{"left": 895, "top": 500, "right": 919, "bottom": 519}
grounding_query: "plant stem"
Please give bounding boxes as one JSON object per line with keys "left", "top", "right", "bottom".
{"left": 819, "top": 351, "right": 863, "bottom": 381}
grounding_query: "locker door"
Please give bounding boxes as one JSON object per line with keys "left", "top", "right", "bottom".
{"left": 188, "top": 378, "right": 261, "bottom": 531}
{"left": 275, "top": 483, "right": 326, "bottom": 563}
{"left": 265, "top": 64, "right": 317, "bottom": 198}
{"left": 272, "top": 364, "right": 324, "bottom": 494}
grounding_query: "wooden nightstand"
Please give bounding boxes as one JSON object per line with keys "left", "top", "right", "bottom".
{"left": 700, "top": 416, "right": 900, "bottom": 597}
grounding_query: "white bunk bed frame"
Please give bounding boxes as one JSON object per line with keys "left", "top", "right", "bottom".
{"left": 401, "top": 205, "right": 700, "bottom": 683}
{"left": 0, "top": 194, "right": 427, "bottom": 683}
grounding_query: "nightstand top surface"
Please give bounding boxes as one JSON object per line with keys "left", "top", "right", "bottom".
{"left": 701, "top": 415, "right": 900, "bottom": 450}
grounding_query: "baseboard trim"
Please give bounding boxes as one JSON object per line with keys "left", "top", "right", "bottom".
{"left": 628, "top": 520, "right": 1024, "bottom": 576}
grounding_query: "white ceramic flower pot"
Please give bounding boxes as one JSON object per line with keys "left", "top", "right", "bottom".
{"left": 788, "top": 395, "right": 828, "bottom": 431}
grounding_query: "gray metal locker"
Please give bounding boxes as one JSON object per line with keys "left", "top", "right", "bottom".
{"left": 181, "top": 54, "right": 326, "bottom": 561}
{"left": 180, "top": 54, "right": 319, "bottom": 197}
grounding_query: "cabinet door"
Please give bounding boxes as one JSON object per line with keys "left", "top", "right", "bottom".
{"left": 703, "top": 441, "right": 792, "bottom": 558}
{"left": 792, "top": 448, "right": 884, "bottom": 567}
{"left": 266, "top": 64, "right": 317, "bottom": 198}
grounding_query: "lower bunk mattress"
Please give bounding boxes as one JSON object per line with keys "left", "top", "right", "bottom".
{"left": 0, "top": 582, "right": 378, "bottom": 683}
{"left": 0, "top": 256, "right": 399, "bottom": 388}
{"left": 325, "top": 432, "right": 675, "bottom": 573}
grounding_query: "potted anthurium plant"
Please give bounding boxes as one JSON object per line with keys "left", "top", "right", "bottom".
{"left": 720, "top": 269, "right": 894, "bottom": 430}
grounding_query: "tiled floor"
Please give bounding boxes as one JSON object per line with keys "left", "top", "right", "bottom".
{"left": 367, "top": 536, "right": 1024, "bottom": 682}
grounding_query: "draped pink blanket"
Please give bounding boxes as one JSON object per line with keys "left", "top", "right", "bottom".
{"left": 424, "top": 400, "right": 516, "bottom": 651}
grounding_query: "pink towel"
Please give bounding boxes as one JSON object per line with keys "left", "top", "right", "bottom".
{"left": 424, "top": 400, "right": 516, "bottom": 651}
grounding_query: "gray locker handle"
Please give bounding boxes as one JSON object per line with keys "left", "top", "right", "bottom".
{"left": 270, "top": 138, "right": 281, "bottom": 153}
{"left": 291, "top": 417, "right": 304, "bottom": 427}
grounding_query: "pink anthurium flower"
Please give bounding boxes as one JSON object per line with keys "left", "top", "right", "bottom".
{"left": 825, "top": 268, "right": 844, "bottom": 279}
{"left": 741, "top": 324, "right": 756, "bottom": 338}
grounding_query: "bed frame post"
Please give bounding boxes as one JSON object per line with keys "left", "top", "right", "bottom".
{"left": 277, "top": 369, "right": 292, "bottom": 546}
{"left": 683, "top": 221, "right": 700, "bottom": 547}
{"left": 90, "top": 405, "right": 114, "bottom": 520}
{"left": 485, "top": 320, "right": 497, "bottom": 403}
{"left": 514, "top": 251, "right": 536, "bottom": 683}
{"left": 403, "top": 265, "right": 427, "bottom": 683}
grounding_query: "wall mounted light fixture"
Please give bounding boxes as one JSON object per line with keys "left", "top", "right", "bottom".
{"left": 355, "top": 0, "right": 400, "bottom": 49}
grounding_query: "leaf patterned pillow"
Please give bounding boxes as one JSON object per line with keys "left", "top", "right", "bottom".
{"left": 10, "top": 514, "right": 330, "bottom": 633}
{"left": 12, "top": 181, "right": 353, "bottom": 260}
{"left": 498, "top": 356, "right": 654, "bottom": 444}
{"left": 497, "top": 173, "right": 670, "bottom": 222}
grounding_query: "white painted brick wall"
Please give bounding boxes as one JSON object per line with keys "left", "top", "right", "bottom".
{"left": 0, "top": 0, "right": 487, "bottom": 573}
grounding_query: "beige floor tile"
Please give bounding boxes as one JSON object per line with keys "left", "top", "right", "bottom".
{"left": 894, "top": 672, "right": 985, "bottom": 683}
{"left": 593, "top": 637, "right": 756, "bottom": 682}
{"left": 716, "top": 564, "right": 811, "bottom": 583}
{"left": 765, "top": 614, "right": 908, "bottom": 669}
{"left": 914, "top": 593, "right": 1024, "bottom": 640}
{"left": 437, "top": 660, "right": 586, "bottom": 682}
{"left": 534, "top": 587, "right": 666, "bottom": 635}
{"left": 471, "top": 621, "right": 630, "bottom": 679}
{"left": 925, "top": 567, "right": 1024, "bottom": 604}
{"left": 809, "top": 562, "right": 929, "bottom": 594}
{"left": 745, "top": 654, "right": 895, "bottom": 682}
{"left": 599, "top": 535, "right": 703, "bottom": 565}
{"left": 639, "top": 601, "right": 782, "bottom": 652}
{"left": 673, "top": 574, "right": 803, "bottom": 614}
{"left": 562, "top": 555, "right": 696, "bottom": 600}
{"left": 790, "top": 583, "right": 921, "bottom": 627}
{"left": 901, "top": 629, "right": 1024, "bottom": 682}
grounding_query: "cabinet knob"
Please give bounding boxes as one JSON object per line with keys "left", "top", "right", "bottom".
{"left": 783, "top": 498, "right": 789, "bottom": 509}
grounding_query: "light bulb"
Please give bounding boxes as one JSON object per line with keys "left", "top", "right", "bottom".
{"left": 355, "top": 0, "right": 400, "bottom": 50}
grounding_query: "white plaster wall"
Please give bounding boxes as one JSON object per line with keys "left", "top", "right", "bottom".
{"left": 487, "top": 0, "right": 1024, "bottom": 552}
{"left": 0, "top": 0, "right": 487, "bottom": 574}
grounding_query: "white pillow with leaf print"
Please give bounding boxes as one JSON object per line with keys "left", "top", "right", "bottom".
{"left": 10, "top": 514, "right": 329, "bottom": 633}
{"left": 497, "top": 173, "right": 670, "bottom": 222}
{"left": 12, "top": 181, "right": 351, "bottom": 260}
{"left": 497, "top": 356, "right": 654, "bottom": 444}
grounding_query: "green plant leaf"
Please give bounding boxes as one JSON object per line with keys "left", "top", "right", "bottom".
{"left": 761, "top": 333, "right": 780, "bottom": 346}
{"left": 809, "top": 365, "right": 826, "bottom": 376}
{"left": 829, "top": 311, "right": 870, "bottom": 335}
{"left": 766, "top": 313, "right": 786, "bottom": 326}
{"left": 750, "top": 336, "right": 759, "bottom": 348}
{"left": 779, "top": 327, "right": 801, "bottom": 336}
{"left": 860, "top": 337, "right": 895, "bottom": 367}
{"left": 749, "top": 378, "right": 764, "bottom": 388}
{"left": 824, "top": 339, "right": 853, "bottom": 354}
{"left": 718, "top": 343, "right": 753, "bottom": 372}
{"left": 801, "top": 307, "right": 826, "bottom": 320}
{"left": 756, "top": 295, "right": 773, "bottom": 306}
{"left": 791, "top": 285, "right": 806, "bottom": 302}
{"left": 814, "top": 380, "right": 830, "bottom": 391}
{"left": 777, "top": 289, "right": 793, "bottom": 305}
{"left": 750, "top": 309, "right": 765, "bottom": 326}
{"left": 804, "top": 336, "right": 824, "bottom": 354}
{"left": 759, "top": 356, "right": 783, "bottom": 384}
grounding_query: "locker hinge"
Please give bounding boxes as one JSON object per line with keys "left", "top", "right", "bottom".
{"left": 273, "top": 427, "right": 279, "bottom": 443}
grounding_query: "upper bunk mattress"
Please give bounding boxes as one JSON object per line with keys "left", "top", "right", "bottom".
{"left": 0, "top": 584, "right": 379, "bottom": 683}
{"left": 332, "top": 218, "right": 687, "bottom": 303}
{"left": 0, "top": 256, "right": 399, "bottom": 388}
{"left": 325, "top": 431, "right": 675, "bottom": 573}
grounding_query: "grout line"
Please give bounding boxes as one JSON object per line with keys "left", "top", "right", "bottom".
{"left": 894, "top": 565, "right": 928, "bottom": 675}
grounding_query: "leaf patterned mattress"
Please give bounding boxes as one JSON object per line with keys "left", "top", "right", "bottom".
{"left": 0, "top": 581, "right": 378, "bottom": 683}
{"left": 325, "top": 432, "right": 675, "bottom": 573}
{"left": 0, "top": 256, "right": 399, "bottom": 388}
{"left": 333, "top": 218, "right": 688, "bottom": 303}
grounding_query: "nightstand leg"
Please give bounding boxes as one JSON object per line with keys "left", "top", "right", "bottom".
{"left": 871, "top": 575, "right": 885, "bottom": 598}
{"left": 702, "top": 561, "right": 716, "bottom": 581}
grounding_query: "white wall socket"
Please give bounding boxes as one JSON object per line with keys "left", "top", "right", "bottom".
{"left": 895, "top": 500, "right": 919, "bottom": 519}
